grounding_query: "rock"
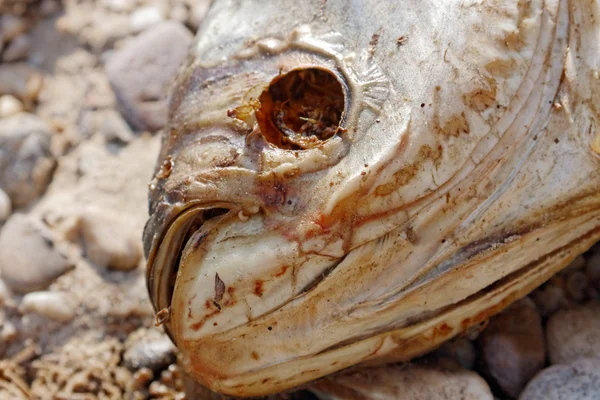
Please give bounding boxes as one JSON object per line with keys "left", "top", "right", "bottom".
{"left": 0, "top": 188, "right": 11, "bottom": 221}
{"left": 546, "top": 301, "right": 600, "bottom": 364}
{"left": 519, "top": 358, "right": 600, "bottom": 400}
{"left": 189, "top": 0, "right": 212, "bottom": 30}
{"left": 129, "top": 6, "right": 165, "bottom": 33}
{"left": 40, "top": 0, "right": 60, "bottom": 17}
{"left": 80, "top": 207, "right": 142, "bottom": 270}
{"left": 106, "top": 21, "right": 193, "bottom": 132}
{"left": 0, "top": 214, "right": 72, "bottom": 293}
{"left": 0, "top": 279, "right": 12, "bottom": 307}
{"left": 477, "top": 297, "right": 545, "bottom": 397}
{"left": 0, "top": 113, "right": 56, "bottom": 208}
{"left": 78, "top": 108, "right": 134, "bottom": 143}
{"left": 0, "top": 15, "right": 27, "bottom": 42}
{"left": 532, "top": 281, "right": 567, "bottom": 317}
{"left": 433, "top": 337, "right": 477, "bottom": 370}
{"left": 2, "top": 34, "right": 31, "bottom": 62}
{"left": 566, "top": 271, "right": 590, "bottom": 302}
{"left": 20, "top": 291, "right": 76, "bottom": 322}
{"left": 311, "top": 362, "right": 494, "bottom": 400}
{"left": 585, "top": 253, "right": 600, "bottom": 285}
{"left": 0, "top": 63, "right": 43, "bottom": 107}
{"left": 0, "top": 63, "right": 43, "bottom": 106}
{"left": 0, "top": 94, "right": 24, "bottom": 118}
{"left": 123, "top": 329, "right": 176, "bottom": 372}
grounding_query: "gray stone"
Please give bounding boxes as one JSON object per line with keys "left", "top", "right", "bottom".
{"left": 478, "top": 297, "right": 545, "bottom": 397}
{"left": 106, "top": 21, "right": 193, "bottom": 132}
{"left": 0, "top": 213, "right": 72, "bottom": 293}
{"left": 123, "top": 329, "right": 176, "bottom": 372}
{"left": 547, "top": 301, "right": 600, "bottom": 365}
{"left": 2, "top": 34, "right": 31, "bottom": 62}
{"left": 0, "top": 113, "right": 56, "bottom": 208}
{"left": 519, "top": 358, "right": 600, "bottom": 400}
{"left": 434, "top": 337, "right": 477, "bottom": 370}
{"left": 0, "top": 187, "right": 11, "bottom": 221}
{"left": 311, "top": 362, "right": 494, "bottom": 400}
{"left": 0, "top": 63, "right": 44, "bottom": 106}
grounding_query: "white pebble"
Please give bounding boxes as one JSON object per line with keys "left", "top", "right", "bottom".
{"left": 20, "top": 291, "right": 76, "bottom": 322}
{"left": 0, "top": 95, "right": 24, "bottom": 118}
{"left": 129, "top": 7, "right": 165, "bottom": 33}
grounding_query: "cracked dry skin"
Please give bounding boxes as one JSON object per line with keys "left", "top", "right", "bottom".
{"left": 143, "top": 0, "right": 600, "bottom": 397}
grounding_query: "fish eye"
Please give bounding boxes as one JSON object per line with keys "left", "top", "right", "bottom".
{"left": 255, "top": 68, "right": 345, "bottom": 150}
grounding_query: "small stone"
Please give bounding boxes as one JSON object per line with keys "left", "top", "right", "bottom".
{"left": 311, "top": 362, "right": 494, "bottom": 400}
{"left": 0, "top": 113, "right": 56, "bottom": 208}
{"left": 1, "top": 320, "right": 17, "bottom": 342}
{"left": 189, "top": 0, "right": 212, "bottom": 30}
{"left": 106, "top": 21, "right": 193, "bottom": 132}
{"left": 148, "top": 381, "right": 169, "bottom": 396}
{"left": 0, "top": 63, "right": 44, "bottom": 105}
{"left": 433, "top": 337, "right": 476, "bottom": 370}
{"left": 123, "top": 329, "right": 177, "bottom": 372}
{"left": 0, "top": 214, "right": 72, "bottom": 293}
{"left": 585, "top": 253, "right": 600, "bottom": 284}
{"left": 129, "top": 6, "right": 165, "bottom": 33}
{"left": 40, "top": 0, "right": 61, "bottom": 17}
{"left": 566, "top": 271, "right": 589, "bottom": 302}
{"left": 531, "top": 280, "right": 566, "bottom": 317}
{"left": 2, "top": 34, "right": 31, "bottom": 62}
{"left": 0, "top": 15, "right": 27, "bottom": 42}
{"left": 170, "top": 4, "right": 189, "bottom": 24}
{"left": 0, "top": 94, "right": 24, "bottom": 118}
{"left": 0, "top": 188, "right": 11, "bottom": 221}
{"left": 546, "top": 301, "right": 600, "bottom": 364}
{"left": 563, "top": 255, "right": 586, "bottom": 273}
{"left": 0, "top": 279, "right": 12, "bottom": 307}
{"left": 102, "top": 0, "right": 134, "bottom": 12}
{"left": 20, "top": 291, "right": 76, "bottom": 322}
{"left": 478, "top": 297, "right": 545, "bottom": 397}
{"left": 78, "top": 108, "right": 134, "bottom": 143}
{"left": 80, "top": 207, "right": 142, "bottom": 270}
{"left": 519, "top": 358, "right": 600, "bottom": 400}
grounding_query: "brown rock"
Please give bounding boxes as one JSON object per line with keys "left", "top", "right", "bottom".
{"left": 0, "top": 213, "right": 72, "bottom": 293}
{"left": 546, "top": 301, "right": 600, "bottom": 364}
{"left": 477, "top": 297, "right": 545, "bottom": 397}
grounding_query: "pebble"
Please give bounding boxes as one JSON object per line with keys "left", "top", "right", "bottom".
{"left": 585, "top": 253, "right": 600, "bottom": 284}
{"left": 546, "top": 301, "right": 600, "bottom": 364}
{"left": 80, "top": 208, "right": 142, "bottom": 270}
{"left": 519, "top": 358, "right": 600, "bottom": 400}
{"left": 433, "top": 337, "right": 476, "bottom": 370}
{"left": 311, "top": 362, "right": 494, "bottom": 400}
{"left": 477, "top": 297, "right": 545, "bottom": 397}
{"left": 40, "top": 0, "right": 61, "bottom": 17}
{"left": 532, "top": 281, "right": 566, "bottom": 317}
{"left": 129, "top": 6, "right": 165, "bottom": 33}
{"left": 106, "top": 21, "right": 193, "bottom": 132}
{"left": 79, "top": 108, "right": 134, "bottom": 143}
{"left": 0, "top": 94, "right": 24, "bottom": 118}
{"left": 132, "top": 367, "right": 153, "bottom": 390}
{"left": 0, "top": 214, "right": 72, "bottom": 293}
{"left": 0, "top": 113, "right": 56, "bottom": 208}
{"left": 189, "top": 0, "right": 212, "bottom": 30}
{"left": 123, "top": 329, "right": 177, "bottom": 372}
{"left": 0, "top": 279, "right": 12, "bottom": 307}
{"left": 0, "top": 187, "right": 11, "bottom": 221}
{"left": 0, "top": 63, "right": 44, "bottom": 105}
{"left": 2, "top": 34, "right": 31, "bottom": 62}
{"left": 565, "top": 271, "right": 590, "bottom": 302}
{"left": 0, "top": 15, "right": 27, "bottom": 42}
{"left": 20, "top": 291, "right": 76, "bottom": 322}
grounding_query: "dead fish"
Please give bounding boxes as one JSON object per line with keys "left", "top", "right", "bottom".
{"left": 144, "top": 0, "right": 600, "bottom": 397}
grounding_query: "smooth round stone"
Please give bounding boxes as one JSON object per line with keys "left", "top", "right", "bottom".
{"left": 20, "top": 291, "right": 76, "bottom": 322}
{"left": 520, "top": 358, "right": 600, "bottom": 400}
{"left": 0, "top": 214, "right": 72, "bottom": 293}
{"left": 0, "top": 187, "right": 11, "bottom": 221}
{"left": 547, "top": 301, "right": 600, "bottom": 365}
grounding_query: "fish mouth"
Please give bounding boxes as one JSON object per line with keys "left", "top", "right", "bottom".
{"left": 146, "top": 203, "right": 236, "bottom": 334}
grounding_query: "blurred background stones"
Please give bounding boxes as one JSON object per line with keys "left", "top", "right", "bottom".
{"left": 0, "top": 1, "right": 599, "bottom": 399}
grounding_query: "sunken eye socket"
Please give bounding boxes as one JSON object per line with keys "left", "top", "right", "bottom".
{"left": 255, "top": 68, "right": 345, "bottom": 150}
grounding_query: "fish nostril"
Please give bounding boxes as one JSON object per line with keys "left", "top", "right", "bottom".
{"left": 256, "top": 68, "right": 345, "bottom": 150}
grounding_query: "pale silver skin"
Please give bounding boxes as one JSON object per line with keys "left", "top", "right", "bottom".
{"left": 144, "top": 0, "right": 600, "bottom": 396}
